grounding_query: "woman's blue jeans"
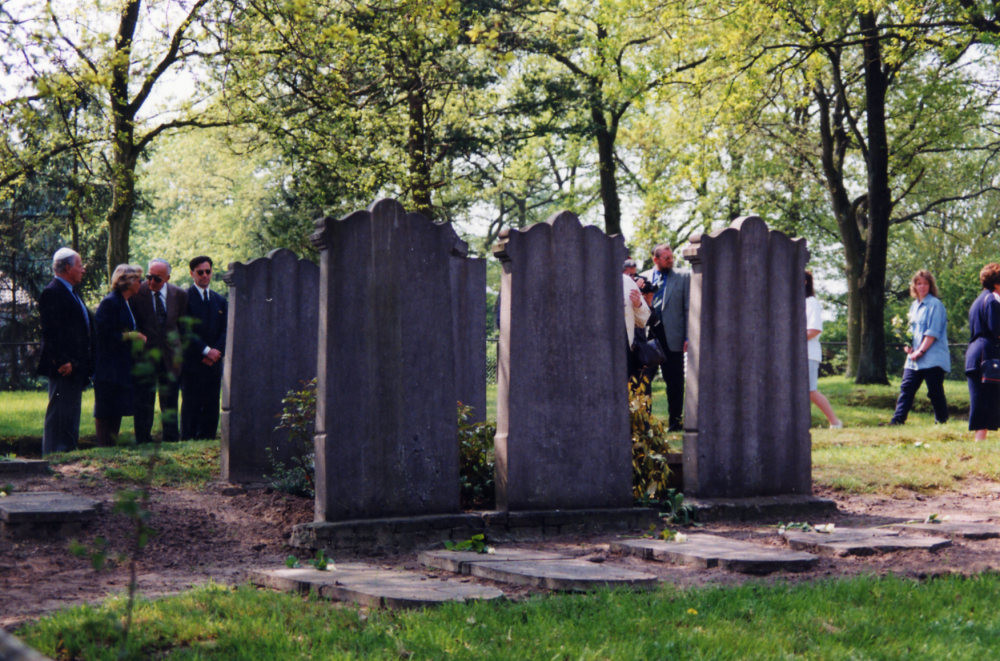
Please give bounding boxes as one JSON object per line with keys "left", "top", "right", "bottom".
{"left": 891, "top": 366, "right": 948, "bottom": 424}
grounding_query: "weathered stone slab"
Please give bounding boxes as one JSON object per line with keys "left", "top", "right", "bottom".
{"left": 291, "top": 509, "right": 660, "bottom": 553}
{"left": 887, "top": 522, "right": 1000, "bottom": 540}
{"left": 682, "top": 217, "right": 811, "bottom": 498}
{"left": 249, "top": 565, "right": 503, "bottom": 609}
{"left": 611, "top": 535, "right": 818, "bottom": 574}
{"left": 0, "top": 492, "right": 101, "bottom": 539}
{"left": 685, "top": 495, "right": 838, "bottom": 523}
{"left": 0, "top": 460, "right": 49, "bottom": 477}
{"left": 311, "top": 199, "right": 476, "bottom": 521}
{"left": 782, "top": 528, "right": 951, "bottom": 556}
{"left": 418, "top": 549, "right": 572, "bottom": 574}
{"left": 493, "top": 211, "right": 631, "bottom": 511}
{"left": 0, "top": 492, "right": 101, "bottom": 523}
{"left": 467, "top": 558, "right": 657, "bottom": 592}
{"left": 221, "top": 248, "right": 319, "bottom": 483}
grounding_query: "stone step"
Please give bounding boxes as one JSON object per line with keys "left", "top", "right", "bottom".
{"left": 0, "top": 460, "right": 49, "bottom": 477}
{"left": 611, "top": 534, "right": 818, "bottom": 574}
{"left": 887, "top": 522, "right": 1000, "bottom": 540}
{"left": 0, "top": 491, "right": 101, "bottom": 539}
{"left": 249, "top": 564, "right": 504, "bottom": 610}
{"left": 781, "top": 528, "right": 951, "bottom": 556}
{"left": 418, "top": 549, "right": 572, "bottom": 574}
{"left": 420, "top": 551, "right": 658, "bottom": 592}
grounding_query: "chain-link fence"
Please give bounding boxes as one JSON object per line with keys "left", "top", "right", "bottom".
{"left": 0, "top": 341, "right": 43, "bottom": 390}
{"left": 820, "top": 342, "right": 970, "bottom": 381}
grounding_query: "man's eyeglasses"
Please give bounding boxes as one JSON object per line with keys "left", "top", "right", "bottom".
{"left": 146, "top": 274, "right": 164, "bottom": 283}
{"left": 195, "top": 269, "right": 212, "bottom": 276}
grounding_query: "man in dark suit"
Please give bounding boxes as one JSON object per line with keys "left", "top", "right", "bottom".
{"left": 36, "top": 248, "right": 95, "bottom": 455}
{"left": 640, "top": 244, "right": 690, "bottom": 432}
{"left": 181, "top": 256, "right": 228, "bottom": 440}
{"left": 132, "top": 258, "right": 189, "bottom": 443}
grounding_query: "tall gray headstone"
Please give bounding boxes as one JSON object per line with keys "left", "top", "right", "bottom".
{"left": 451, "top": 256, "right": 487, "bottom": 422}
{"left": 493, "top": 211, "right": 632, "bottom": 512}
{"left": 221, "top": 249, "right": 319, "bottom": 483}
{"left": 682, "top": 216, "right": 811, "bottom": 498}
{"left": 311, "top": 198, "right": 479, "bottom": 522}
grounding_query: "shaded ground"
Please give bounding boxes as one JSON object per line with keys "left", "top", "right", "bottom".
{"left": 4, "top": 467, "right": 1000, "bottom": 631}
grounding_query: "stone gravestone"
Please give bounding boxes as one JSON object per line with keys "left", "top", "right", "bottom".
{"left": 451, "top": 256, "right": 487, "bottom": 423}
{"left": 682, "top": 216, "right": 811, "bottom": 498}
{"left": 493, "top": 211, "right": 632, "bottom": 511}
{"left": 221, "top": 249, "right": 319, "bottom": 483}
{"left": 311, "top": 198, "right": 485, "bottom": 521}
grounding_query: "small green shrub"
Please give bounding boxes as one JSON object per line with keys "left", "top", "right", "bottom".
{"left": 268, "top": 379, "right": 317, "bottom": 498}
{"left": 458, "top": 403, "right": 496, "bottom": 510}
{"left": 629, "top": 377, "right": 673, "bottom": 505}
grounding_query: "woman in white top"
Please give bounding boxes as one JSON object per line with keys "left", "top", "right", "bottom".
{"left": 806, "top": 271, "right": 843, "bottom": 429}
{"left": 624, "top": 268, "right": 651, "bottom": 385}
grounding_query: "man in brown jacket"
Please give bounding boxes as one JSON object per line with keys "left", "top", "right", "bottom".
{"left": 132, "top": 258, "right": 188, "bottom": 443}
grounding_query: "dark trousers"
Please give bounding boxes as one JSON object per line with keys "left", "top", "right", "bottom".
{"left": 181, "top": 366, "right": 222, "bottom": 440}
{"left": 891, "top": 366, "right": 948, "bottom": 424}
{"left": 42, "top": 374, "right": 84, "bottom": 455}
{"left": 660, "top": 350, "right": 685, "bottom": 430}
{"left": 134, "top": 363, "right": 181, "bottom": 443}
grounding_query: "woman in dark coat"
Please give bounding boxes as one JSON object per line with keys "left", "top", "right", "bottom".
{"left": 965, "top": 263, "right": 1000, "bottom": 441}
{"left": 93, "top": 264, "right": 146, "bottom": 446}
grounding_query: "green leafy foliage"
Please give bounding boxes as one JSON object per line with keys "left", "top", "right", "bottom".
{"left": 629, "top": 377, "right": 673, "bottom": 505}
{"left": 443, "top": 534, "right": 489, "bottom": 553}
{"left": 457, "top": 403, "right": 496, "bottom": 510}
{"left": 268, "top": 379, "right": 317, "bottom": 499}
{"left": 659, "top": 489, "right": 696, "bottom": 526}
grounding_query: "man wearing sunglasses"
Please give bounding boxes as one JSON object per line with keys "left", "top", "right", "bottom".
{"left": 132, "top": 258, "right": 188, "bottom": 444}
{"left": 181, "top": 256, "right": 228, "bottom": 440}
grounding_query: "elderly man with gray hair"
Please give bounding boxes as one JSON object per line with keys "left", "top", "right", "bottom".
{"left": 131, "top": 258, "right": 189, "bottom": 443}
{"left": 36, "top": 248, "right": 95, "bottom": 454}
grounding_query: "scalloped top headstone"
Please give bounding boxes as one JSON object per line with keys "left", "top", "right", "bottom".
{"left": 681, "top": 216, "right": 811, "bottom": 498}
{"left": 492, "top": 211, "right": 632, "bottom": 511}
{"left": 310, "top": 198, "right": 484, "bottom": 521}
{"left": 221, "top": 248, "right": 319, "bottom": 483}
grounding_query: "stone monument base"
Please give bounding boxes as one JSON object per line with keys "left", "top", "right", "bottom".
{"left": 684, "top": 495, "right": 838, "bottom": 523}
{"left": 291, "top": 508, "right": 659, "bottom": 554}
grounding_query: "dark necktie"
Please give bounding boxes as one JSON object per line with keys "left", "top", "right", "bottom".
{"left": 154, "top": 291, "right": 167, "bottom": 327}
{"left": 203, "top": 289, "right": 209, "bottom": 303}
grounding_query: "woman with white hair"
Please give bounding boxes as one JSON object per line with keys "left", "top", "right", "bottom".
{"left": 92, "top": 264, "right": 146, "bottom": 446}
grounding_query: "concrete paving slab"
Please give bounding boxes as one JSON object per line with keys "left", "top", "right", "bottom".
{"left": 418, "top": 549, "right": 573, "bottom": 574}
{"left": 249, "top": 565, "right": 503, "bottom": 609}
{"left": 0, "top": 460, "right": 49, "bottom": 477}
{"left": 465, "top": 559, "right": 658, "bottom": 592}
{"left": 782, "top": 528, "right": 951, "bottom": 556}
{"left": 610, "top": 535, "right": 818, "bottom": 574}
{"left": 887, "top": 522, "right": 1000, "bottom": 540}
{"left": 0, "top": 492, "right": 101, "bottom": 524}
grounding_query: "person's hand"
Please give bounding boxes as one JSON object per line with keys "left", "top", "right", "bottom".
{"left": 57, "top": 362, "right": 73, "bottom": 376}
{"left": 904, "top": 345, "right": 913, "bottom": 354}
{"left": 629, "top": 289, "right": 642, "bottom": 308}
{"left": 683, "top": 340, "right": 689, "bottom": 352}
{"left": 206, "top": 348, "right": 222, "bottom": 363}
{"left": 202, "top": 356, "right": 214, "bottom": 366}
{"left": 135, "top": 332, "right": 147, "bottom": 344}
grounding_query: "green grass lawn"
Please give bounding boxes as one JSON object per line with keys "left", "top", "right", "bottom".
{"left": 0, "top": 388, "right": 168, "bottom": 440}
{"left": 19, "top": 574, "right": 1000, "bottom": 660}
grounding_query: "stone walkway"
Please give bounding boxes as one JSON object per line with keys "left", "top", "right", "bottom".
{"left": 252, "top": 522, "right": 986, "bottom": 609}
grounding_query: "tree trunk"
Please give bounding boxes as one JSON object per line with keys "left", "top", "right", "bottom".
{"left": 591, "top": 107, "right": 622, "bottom": 236}
{"left": 104, "top": 0, "right": 141, "bottom": 280}
{"left": 407, "top": 83, "right": 433, "bottom": 218}
{"left": 855, "top": 11, "right": 892, "bottom": 385}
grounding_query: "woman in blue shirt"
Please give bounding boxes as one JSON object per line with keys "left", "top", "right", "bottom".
{"left": 965, "top": 263, "right": 1000, "bottom": 440}
{"left": 889, "top": 270, "right": 950, "bottom": 425}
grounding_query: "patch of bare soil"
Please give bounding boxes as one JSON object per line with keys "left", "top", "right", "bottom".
{"left": 4, "top": 470, "right": 1000, "bottom": 631}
